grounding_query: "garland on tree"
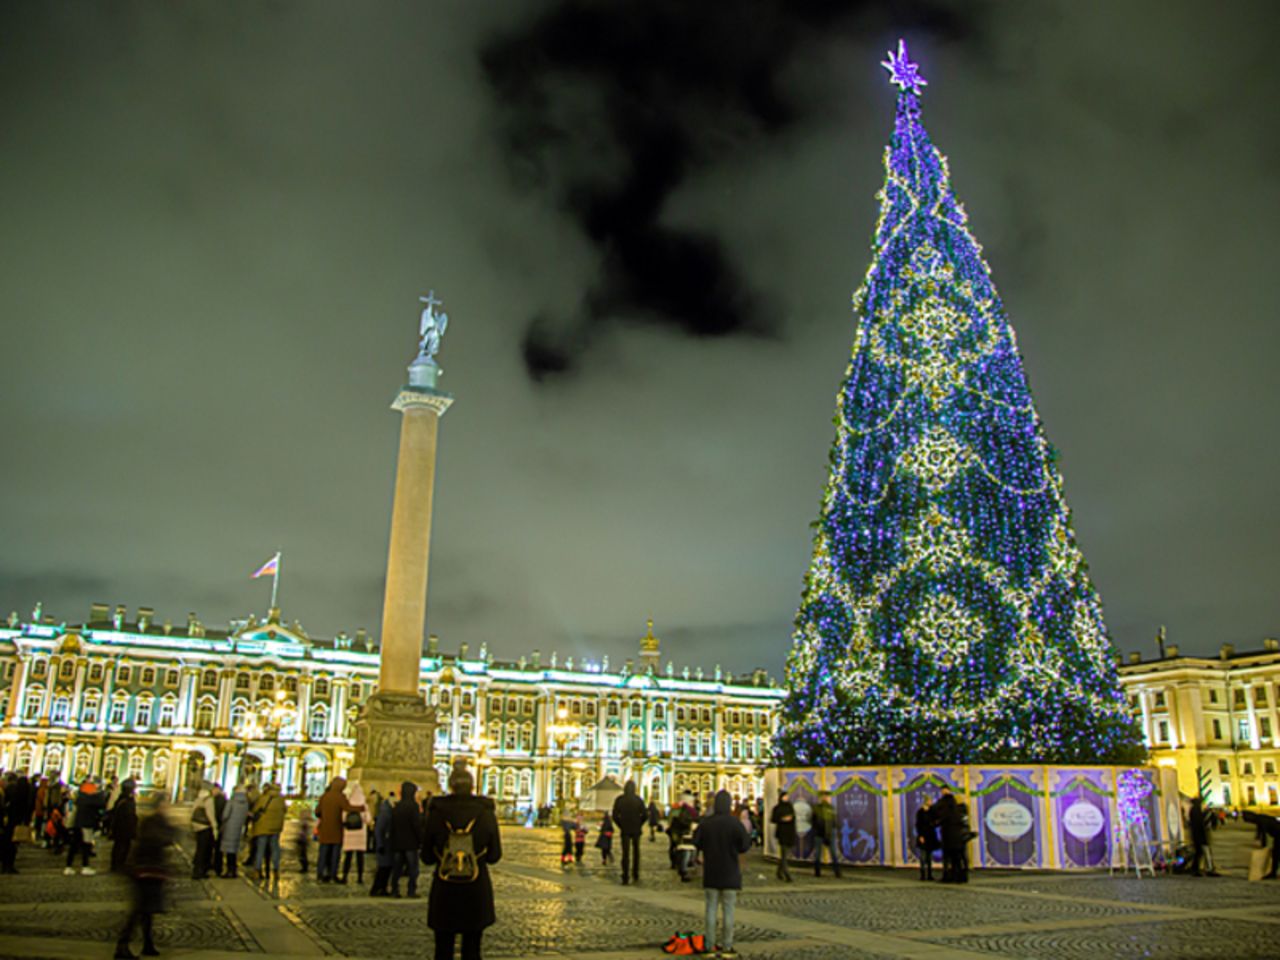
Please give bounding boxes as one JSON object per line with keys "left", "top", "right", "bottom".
{"left": 775, "top": 41, "right": 1143, "bottom": 767}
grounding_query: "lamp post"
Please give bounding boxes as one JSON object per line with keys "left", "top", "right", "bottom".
{"left": 547, "top": 706, "right": 575, "bottom": 818}
{"left": 469, "top": 734, "right": 493, "bottom": 797}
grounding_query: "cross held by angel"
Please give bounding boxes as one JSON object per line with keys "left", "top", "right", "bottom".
{"left": 418, "top": 290, "right": 449, "bottom": 360}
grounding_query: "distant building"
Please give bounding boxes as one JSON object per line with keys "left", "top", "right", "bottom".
{"left": 0, "top": 603, "right": 782, "bottom": 811}
{"left": 1118, "top": 638, "right": 1280, "bottom": 808}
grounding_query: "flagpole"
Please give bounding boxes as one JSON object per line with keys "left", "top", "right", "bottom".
{"left": 270, "top": 551, "right": 281, "bottom": 612}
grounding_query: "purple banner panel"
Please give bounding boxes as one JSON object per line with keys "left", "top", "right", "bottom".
{"left": 895, "top": 766, "right": 964, "bottom": 866}
{"left": 829, "top": 769, "right": 888, "bottom": 865}
{"left": 1052, "top": 768, "right": 1113, "bottom": 868}
{"left": 972, "top": 767, "right": 1043, "bottom": 868}
{"left": 781, "top": 770, "right": 822, "bottom": 861}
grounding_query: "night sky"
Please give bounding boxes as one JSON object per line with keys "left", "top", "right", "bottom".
{"left": 3, "top": 1, "right": 1278, "bottom": 677}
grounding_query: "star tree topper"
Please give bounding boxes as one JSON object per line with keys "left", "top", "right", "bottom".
{"left": 881, "top": 39, "right": 927, "bottom": 95}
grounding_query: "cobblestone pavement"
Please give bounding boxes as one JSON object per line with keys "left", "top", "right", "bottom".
{"left": 1, "top": 821, "right": 1277, "bottom": 959}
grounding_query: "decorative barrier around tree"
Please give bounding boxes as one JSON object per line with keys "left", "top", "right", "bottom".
{"left": 763, "top": 765, "right": 1181, "bottom": 870}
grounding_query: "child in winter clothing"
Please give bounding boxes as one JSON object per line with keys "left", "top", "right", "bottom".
{"left": 596, "top": 812, "right": 614, "bottom": 865}
{"left": 573, "top": 814, "right": 587, "bottom": 863}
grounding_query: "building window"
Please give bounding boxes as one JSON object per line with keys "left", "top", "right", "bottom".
{"left": 1153, "top": 692, "right": 1166, "bottom": 708}
{"left": 158, "top": 699, "right": 177, "bottom": 727}
{"left": 196, "top": 700, "right": 215, "bottom": 732}
{"left": 655, "top": 704, "right": 665, "bottom": 721}
{"left": 631, "top": 702, "right": 642, "bottom": 719}
{"left": 1265, "top": 761, "right": 1276, "bottom": 776}
{"left": 1208, "top": 689, "right": 1219, "bottom": 704}
{"left": 1257, "top": 688, "right": 1270, "bottom": 706}
{"left": 260, "top": 674, "right": 275, "bottom": 692}
{"left": 202, "top": 669, "right": 218, "bottom": 688}
{"left": 1213, "top": 719, "right": 1223, "bottom": 740}
{"left": 51, "top": 696, "right": 70, "bottom": 725}
{"left": 109, "top": 698, "right": 128, "bottom": 726}
{"left": 23, "top": 688, "right": 43, "bottom": 721}
{"left": 90, "top": 663, "right": 104, "bottom": 683}
{"left": 1239, "top": 719, "right": 1251, "bottom": 743}
{"left": 608, "top": 701, "right": 619, "bottom": 717}
{"left": 165, "top": 669, "right": 179, "bottom": 687}
{"left": 117, "top": 666, "right": 132, "bottom": 685}
{"left": 285, "top": 676, "right": 298, "bottom": 693}
{"left": 489, "top": 696, "right": 501, "bottom": 715}
{"left": 31, "top": 658, "right": 48, "bottom": 679}
{"left": 309, "top": 708, "right": 328, "bottom": 740}
{"left": 135, "top": 699, "right": 153, "bottom": 728}
{"left": 230, "top": 702, "right": 248, "bottom": 731}
{"left": 461, "top": 691, "right": 473, "bottom": 709}
{"left": 1235, "top": 689, "right": 1247, "bottom": 708}
{"left": 82, "top": 697, "right": 100, "bottom": 725}
{"left": 585, "top": 701, "right": 596, "bottom": 717}
{"left": 141, "top": 667, "right": 156, "bottom": 686}
{"left": 59, "top": 659, "right": 76, "bottom": 680}
{"left": 1223, "top": 785, "right": 1232, "bottom": 806}
{"left": 235, "top": 673, "right": 251, "bottom": 691}
{"left": 523, "top": 699, "right": 534, "bottom": 715}
{"left": 1219, "top": 759, "right": 1231, "bottom": 775}
{"left": 677, "top": 707, "right": 686, "bottom": 722}
{"left": 1157, "top": 721, "right": 1169, "bottom": 743}
{"left": 1244, "top": 762, "right": 1254, "bottom": 776}
{"left": 128, "top": 752, "right": 145, "bottom": 781}
{"left": 1262, "top": 718, "right": 1274, "bottom": 739}
{"left": 440, "top": 689, "right": 452, "bottom": 707}
{"left": 571, "top": 700, "right": 582, "bottom": 717}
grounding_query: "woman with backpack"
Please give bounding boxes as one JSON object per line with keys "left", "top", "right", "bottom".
{"left": 424, "top": 763, "right": 502, "bottom": 960}
{"left": 340, "top": 781, "right": 371, "bottom": 884}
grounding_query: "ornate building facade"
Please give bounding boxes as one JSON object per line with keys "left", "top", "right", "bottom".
{"left": 0, "top": 604, "right": 782, "bottom": 812}
{"left": 1118, "top": 638, "right": 1280, "bottom": 809}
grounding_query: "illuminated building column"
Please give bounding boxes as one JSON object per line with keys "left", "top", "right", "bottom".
{"left": 297, "top": 676, "right": 313, "bottom": 739}
{"left": 349, "top": 294, "right": 452, "bottom": 798}
{"left": 4, "top": 652, "right": 28, "bottom": 725}
{"left": 69, "top": 659, "right": 88, "bottom": 722}
{"left": 215, "top": 670, "right": 235, "bottom": 734}
{"left": 1244, "top": 682, "right": 1261, "bottom": 750}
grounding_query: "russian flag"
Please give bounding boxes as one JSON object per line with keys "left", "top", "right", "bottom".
{"left": 251, "top": 553, "right": 280, "bottom": 579}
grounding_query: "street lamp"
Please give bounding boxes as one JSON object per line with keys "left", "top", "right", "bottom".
{"left": 547, "top": 706, "right": 576, "bottom": 817}
{"left": 243, "top": 689, "right": 293, "bottom": 791}
{"left": 469, "top": 734, "right": 493, "bottom": 797}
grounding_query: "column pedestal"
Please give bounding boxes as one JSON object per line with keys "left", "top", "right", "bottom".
{"left": 348, "top": 693, "right": 440, "bottom": 798}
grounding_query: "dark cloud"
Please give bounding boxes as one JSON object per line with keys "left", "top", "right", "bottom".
{"left": 481, "top": 0, "right": 978, "bottom": 380}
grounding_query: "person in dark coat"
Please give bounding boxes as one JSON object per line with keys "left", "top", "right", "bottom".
{"left": 811, "top": 790, "right": 841, "bottom": 878}
{"left": 595, "top": 812, "right": 614, "bottom": 865}
{"left": 770, "top": 790, "right": 797, "bottom": 882}
{"left": 1243, "top": 810, "right": 1280, "bottom": 880}
{"left": 939, "top": 798, "right": 970, "bottom": 884}
{"left": 66, "top": 779, "right": 107, "bottom": 873}
{"left": 369, "top": 793, "right": 396, "bottom": 896}
{"left": 647, "top": 799, "right": 662, "bottom": 842}
{"left": 389, "top": 781, "right": 423, "bottom": 898}
{"left": 1188, "top": 796, "right": 1212, "bottom": 876}
{"left": 915, "top": 797, "right": 937, "bottom": 881}
{"left": 610, "top": 779, "right": 647, "bottom": 885}
{"left": 110, "top": 780, "right": 139, "bottom": 874}
{"left": 695, "top": 790, "right": 752, "bottom": 957}
{"left": 423, "top": 764, "right": 502, "bottom": 960}
{"left": 209, "top": 785, "right": 227, "bottom": 877}
{"left": 932, "top": 789, "right": 957, "bottom": 882}
{"left": 114, "top": 795, "right": 177, "bottom": 960}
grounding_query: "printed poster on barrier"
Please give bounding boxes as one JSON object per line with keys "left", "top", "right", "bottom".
{"left": 1052, "top": 768, "right": 1112, "bottom": 868}
{"left": 894, "top": 766, "right": 964, "bottom": 866}
{"left": 829, "top": 768, "right": 888, "bottom": 865}
{"left": 782, "top": 769, "right": 822, "bottom": 861}
{"left": 972, "top": 767, "right": 1043, "bottom": 868}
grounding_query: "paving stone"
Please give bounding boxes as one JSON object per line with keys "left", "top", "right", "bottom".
{"left": 739, "top": 885, "right": 1148, "bottom": 933}
{"left": 0, "top": 905, "right": 251, "bottom": 951}
{"left": 928, "top": 916, "right": 1280, "bottom": 959}
{"left": 981, "top": 873, "right": 1280, "bottom": 909}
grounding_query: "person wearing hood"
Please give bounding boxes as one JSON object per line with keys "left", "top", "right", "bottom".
{"left": 595, "top": 812, "right": 614, "bottom": 865}
{"left": 247, "top": 782, "right": 285, "bottom": 882}
{"left": 915, "top": 797, "right": 938, "bottom": 882}
{"left": 770, "top": 790, "right": 797, "bottom": 882}
{"left": 694, "top": 790, "right": 753, "bottom": 959}
{"left": 109, "top": 779, "right": 139, "bottom": 874}
{"left": 369, "top": 790, "right": 396, "bottom": 896}
{"left": 424, "top": 763, "right": 502, "bottom": 960}
{"left": 341, "top": 781, "right": 372, "bottom": 884}
{"left": 611, "top": 779, "right": 647, "bottom": 885}
{"left": 316, "top": 775, "right": 363, "bottom": 883}
{"left": 389, "top": 781, "right": 424, "bottom": 898}
{"left": 647, "top": 798, "right": 662, "bottom": 841}
{"left": 65, "top": 778, "right": 108, "bottom": 875}
{"left": 219, "top": 783, "right": 251, "bottom": 879}
{"left": 209, "top": 784, "right": 227, "bottom": 876}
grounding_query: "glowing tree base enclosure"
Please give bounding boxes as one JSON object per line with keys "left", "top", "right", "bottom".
{"left": 775, "top": 42, "right": 1143, "bottom": 767}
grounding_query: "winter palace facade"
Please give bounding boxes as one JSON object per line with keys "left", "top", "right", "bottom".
{"left": 0, "top": 603, "right": 783, "bottom": 812}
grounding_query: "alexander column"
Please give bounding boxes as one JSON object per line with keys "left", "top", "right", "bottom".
{"left": 348, "top": 292, "right": 453, "bottom": 796}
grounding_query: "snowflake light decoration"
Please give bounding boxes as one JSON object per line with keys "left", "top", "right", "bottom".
{"left": 881, "top": 39, "right": 927, "bottom": 96}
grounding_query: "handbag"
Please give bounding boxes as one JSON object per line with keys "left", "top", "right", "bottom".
{"left": 12, "top": 825, "right": 32, "bottom": 844}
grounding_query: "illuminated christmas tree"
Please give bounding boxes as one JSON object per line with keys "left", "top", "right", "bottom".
{"left": 776, "top": 42, "right": 1142, "bottom": 766}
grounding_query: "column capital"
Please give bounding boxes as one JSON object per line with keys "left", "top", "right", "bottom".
{"left": 392, "top": 387, "right": 453, "bottom": 417}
